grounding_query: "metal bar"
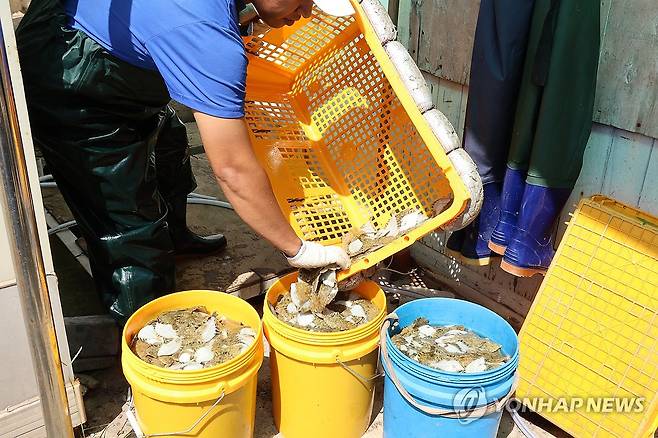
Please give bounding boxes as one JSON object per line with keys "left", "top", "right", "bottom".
{"left": 0, "top": 22, "right": 74, "bottom": 438}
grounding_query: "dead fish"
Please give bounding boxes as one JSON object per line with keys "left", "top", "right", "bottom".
{"left": 194, "top": 346, "right": 215, "bottom": 364}
{"left": 349, "top": 304, "right": 367, "bottom": 319}
{"left": 377, "top": 216, "right": 399, "bottom": 239}
{"left": 157, "top": 338, "right": 182, "bottom": 357}
{"left": 433, "top": 360, "right": 464, "bottom": 372}
{"left": 465, "top": 357, "right": 487, "bottom": 373}
{"left": 445, "top": 329, "right": 467, "bottom": 336}
{"left": 198, "top": 317, "right": 217, "bottom": 343}
{"left": 154, "top": 323, "right": 178, "bottom": 339}
{"left": 313, "top": 270, "right": 338, "bottom": 311}
{"left": 360, "top": 221, "right": 377, "bottom": 238}
{"left": 178, "top": 351, "right": 192, "bottom": 363}
{"left": 418, "top": 325, "right": 437, "bottom": 337}
{"left": 183, "top": 362, "right": 203, "bottom": 371}
{"left": 138, "top": 324, "right": 162, "bottom": 345}
{"left": 399, "top": 210, "right": 428, "bottom": 233}
{"left": 240, "top": 327, "right": 256, "bottom": 338}
{"left": 443, "top": 343, "right": 467, "bottom": 354}
{"left": 297, "top": 313, "right": 315, "bottom": 327}
{"left": 347, "top": 239, "right": 363, "bottom": 255}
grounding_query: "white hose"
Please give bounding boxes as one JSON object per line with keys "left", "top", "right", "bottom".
{"left": 40, "top": 179, "right": 234, "bottom": 235}
{"left": 47, "top": 220, "right": 76, "bottom": 235}
{"left": 185, "top": 198, "right": 233, "bottom": 209}
{"left": 506, "top": 400, "right": 539, "bottom": 438}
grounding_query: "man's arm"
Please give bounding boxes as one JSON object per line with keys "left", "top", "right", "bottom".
{"left": 195, "top": 113, "right": 302, "bottom": 256}
{"left": 195, "top": 113, "right": 350, "bottom": 269}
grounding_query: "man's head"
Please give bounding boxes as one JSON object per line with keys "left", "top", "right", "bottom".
{"left": 252, "top": 0, "right": 314, "bottom": 28}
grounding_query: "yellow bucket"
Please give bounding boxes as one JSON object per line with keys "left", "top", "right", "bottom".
{"left": 121, "top": 291, "right": 264, "bottom": 438}
{"left": 263, "top": 273, "right": 387, "bottom": 438}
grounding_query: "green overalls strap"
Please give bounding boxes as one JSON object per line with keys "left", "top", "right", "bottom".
{"left": 507, "top": 0, "right": 600, "bottom": 189}
{"left": 17, "top": 0, "right": 196, "bottom": 323}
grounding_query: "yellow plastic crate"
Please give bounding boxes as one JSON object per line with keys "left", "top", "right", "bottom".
{"left": 242, "top": 3, "right": 471, "bottom": 280}
{"left": 517, "top": 196, "right": 658, "bottom": 437}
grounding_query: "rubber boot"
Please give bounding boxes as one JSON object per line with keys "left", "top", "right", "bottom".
{"left": 489, "top": 167, "right": 526, "bottom": 255}
{"left": 445, "top": 183, "right": 501, "bottom": 266}
{"left": 500, "top": 184, "right": 570, "bottom": 277}
{"left": 445, "top": 230, "right": 465, "bottom": 259}
{"left": 167, "top": 195, "right": 227, "bottom": 256}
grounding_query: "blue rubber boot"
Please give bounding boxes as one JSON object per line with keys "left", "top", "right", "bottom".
{"left": 446, "top": 183, "right": 501, "bottom": 266}
{"left": 500, "top": 184, "right": 571, "bottom": 277}
{"left": 489, "top": 167, "right": 526, "bottom": 255}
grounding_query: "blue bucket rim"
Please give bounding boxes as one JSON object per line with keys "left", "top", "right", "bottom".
{"left": 384, "top": 298, "right": 519, "bottom": 383}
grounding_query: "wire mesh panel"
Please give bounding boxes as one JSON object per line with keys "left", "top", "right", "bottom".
{"left": 243, "top": 8, "right": 468, "bottom": 278}
{"left": 517, "top": 196, "right": 658, "bottom": 437}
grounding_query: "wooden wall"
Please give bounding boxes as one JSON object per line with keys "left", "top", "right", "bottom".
{"left": 398, "top": 0, "right": 658, "bottom": 327}
{"left": 397, "top": 0, "right": 658, "bottom": 139}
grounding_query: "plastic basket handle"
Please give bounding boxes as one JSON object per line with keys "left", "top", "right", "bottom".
{"left": 125, "top": 389, "right": 226, "bottom": 437}
{"left": 380, "top": 314, "right": 518, "bottom": 418}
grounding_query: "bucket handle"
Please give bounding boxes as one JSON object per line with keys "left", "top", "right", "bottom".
{"left": 125, "top": 388, "right": 226, "bottom": 437}
{"left": 380, "top": 314, "right": 518, "bottom": 419}
{"left": 336, "top": 357, "right": 384, "bottom": 387}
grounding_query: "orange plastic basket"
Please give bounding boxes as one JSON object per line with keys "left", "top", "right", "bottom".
{"left": 517, "top": 196, "right": 658, "bottom": 437}
{"left": 242, "top": 3, "right": 473, "bottom": 279}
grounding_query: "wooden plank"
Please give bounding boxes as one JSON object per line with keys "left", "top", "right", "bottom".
{"left": 594, "top": 0, "right": 658, "bottom": 139}
{"left": 557, "top": 123, "right": 614, "bottom": 238}
{"left": 405, "top": 0, "right": 422, "bottom": 62}
{"left": 638, "top": 141, "right": 658, "bottom": 216}
{"left": 414, "top": 0, "right": 479, "bottom": 84}
{"left": 423, "top": 73, "right": 466, "bottom": 140}
{"left": 601, "top": 129, "right": 653, "bottom": 207}
{"left": 396, "top": 0, "right": 413, "bottom": 49}
{"left": 412, "top": 239, "right": 533, "bottom": 318}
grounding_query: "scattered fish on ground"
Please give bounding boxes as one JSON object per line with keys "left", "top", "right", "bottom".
{"left": 273, "top": 289, "right": 379, "bottom": 332}
{"left": 391, "top": 318, "right": 509, "bottom": 373}
{"left": 131, "top": 306, "right": 256, "bottom": 370}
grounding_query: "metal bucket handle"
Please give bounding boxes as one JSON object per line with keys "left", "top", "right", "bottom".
{"left": 125, "top": 388, "right": 226, "bottom": 437}
{"left": 380, "top": 314, "right": 518, "bottom": 418}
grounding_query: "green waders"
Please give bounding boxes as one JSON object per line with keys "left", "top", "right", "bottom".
{"left": 507, "top": 0, "right": 600, "bottom": 189}
{"left": 17, "top": 0, "right": 197, "bottom": 323}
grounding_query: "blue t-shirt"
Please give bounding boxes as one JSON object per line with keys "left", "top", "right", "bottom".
{"left": 64, "top": 0, "right": 247, "bottom": 118}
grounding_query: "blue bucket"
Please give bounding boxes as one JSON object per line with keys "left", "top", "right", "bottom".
{"left": 381, "top": 298, "right": 519, "bottom": 438}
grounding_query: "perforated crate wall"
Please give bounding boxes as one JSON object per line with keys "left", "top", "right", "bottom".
{"left": 517, "top": 196, "right": 658, "bottom": 437}
{"left": 243, "top": 7, "right": 471, "bottom": 277}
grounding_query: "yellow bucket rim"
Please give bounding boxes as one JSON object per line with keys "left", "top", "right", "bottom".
{"left": 122, "top": 290, "right": 263, "bottom": 383}
{"left": 262, "top": 272, "right": 387, "bottom": 346}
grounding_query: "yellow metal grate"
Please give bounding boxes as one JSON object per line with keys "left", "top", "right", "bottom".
{"left": 243, "top": 8, "right": 468, "bottom": 278}
{"left": 518, "top": 196, "right": 658, "bottom": 437}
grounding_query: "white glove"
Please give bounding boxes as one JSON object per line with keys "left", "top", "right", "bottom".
{"left": 286, "top": 240, "right": 351, "bottom": 270}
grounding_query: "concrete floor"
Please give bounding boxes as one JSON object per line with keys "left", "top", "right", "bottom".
{"left": 42, "top": 118, "right": 567, "bottom": 437}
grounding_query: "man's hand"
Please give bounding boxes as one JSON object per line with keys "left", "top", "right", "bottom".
{"left": 287, "top": 240, "right": 351, "bottom": 270}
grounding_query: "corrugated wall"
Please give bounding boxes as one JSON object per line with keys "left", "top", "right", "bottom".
{"left": 396, "top": 0, "right": 658, "bottom": 327}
